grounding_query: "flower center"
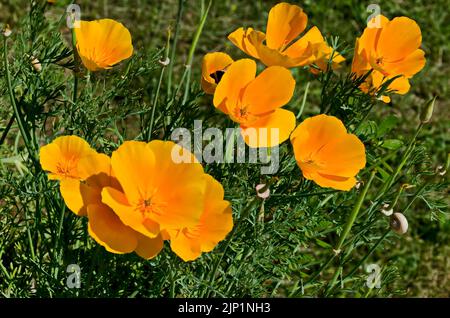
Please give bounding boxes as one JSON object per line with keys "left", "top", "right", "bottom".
{"left": 136, "top": 195, "right": 167, "bottom": 219}
{"left": 56, "top": 158, "right": 78, "bottom": 178}
{"left": 210, "top": 70, "right": 225, "bottom": 84}
{"left": 375, "top": 56, "right": 384, "bottom": 65}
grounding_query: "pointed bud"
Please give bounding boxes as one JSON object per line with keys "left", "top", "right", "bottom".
{"left": 420, "top": 96, "right": 437, "bottom": 124}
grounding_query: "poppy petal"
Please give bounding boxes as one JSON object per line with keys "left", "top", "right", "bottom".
{"left": 228, "top": 27, "right": 264, "bottom": 59}
{"left": 147, "top": 141, "right": 206, "bottom": 230}
{"left": 241, "top": 109, "right": 296, "bottom": 148}
{"left": 266, "top": 3, "right": 307, "bottom": 50}
{"left": 170, "top": 230, "right": 202, "bottom": 262}
{"left": 316, "top": 134, "right": 366, "bottom": 177}
{"left": 39, "top": 135, "right": 97, "bottom": 180}
{"left": 135, "top": 233, "right": 164, "bottom": 259}
{"left": 75, "top": 19, "right": 133, "bottom": 71}
{"left": 201, "top": 52, "right": 233, "bottom": 95}
{"left": 110, "top": 141, "right": 156, "bottom": 205}
{"left": 377, "top": 17, "right": 422, "bottom": 62}
{"left": 383, "top": 49, "right": 426, "bottom": 77}
{"left": 101, "top": 186, "right": 160, "bottom": 238}
{"left": 87, "top": 204, "right": 139, "bottom": 254}
{"left": 311, "top": 173, "right": 357, "bottom": 191}
{"left": 243, "top": 66, "right": 295, "bottom": 115}
{"left": 198, "top": 175, "right": 233, "bottom": 252}
{"left": 60, "top": 179, "right": 95, "bottom": 216}
{"left": 213, "top": 59, "right": 256, "bottom": 115}
{"left": 290, "top": 114, "right": 348, "bottom": 163}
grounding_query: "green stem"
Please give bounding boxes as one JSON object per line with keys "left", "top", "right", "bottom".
{"left": 378, "top": 123, "right": 423, "bottom": 196}
{"left": 3, "top": 36, "right": 35, "bottom": 159}
{"left": 147, "top": 29, "right": 171, "bottom": 141}
{"left": 167, "top": 0, "right": 185, "bottom": 96}
{"left": 343, "top": 229, "right": 390, "bottom": 280}
{"left": 335, "top": 170, "right": 376, "bottom": 253}
{"left": 182, "top": 0, "right": 212, "bottom": 104}
{"left": 296, "top": 82, "right": 310, "bottom": 119}
{"left": 71, "top": 27, "right": 78, "bottom": 107}
{"left": 203, "top": 197, "right": 258, "bottom": 297}
{"left": 0, "top": 114, "right": 15, "bottom": 145}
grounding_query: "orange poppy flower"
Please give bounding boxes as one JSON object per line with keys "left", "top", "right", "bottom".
{"left": 351, "top": 15, "right": 425, "bottom": 102}
{"left": 39, "top": 135, "right": 98, "bottom": 181}
{"left": 201, "top": 52, "right": 233, "bottom": 94}
{"left": 290, "top": 114, "right": 366, "bottom": 191}
{"left": 167, "top": 174, "right": 233, "bottom": 261}
{"left": 101, "top": 140, "right": 206, "bottom": 239}
{"left": 75, "top": 19, "right": 133, "bottom": 71}
{"left": 213, "top": 59, "right": 296, "bottom": 148}
{"left": 228, "top": 2, "right": 344, "bottom": 71}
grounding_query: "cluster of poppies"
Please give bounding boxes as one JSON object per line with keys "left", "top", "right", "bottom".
{"left": 38, "top": 2, "right": 426, "bottom": 260}
{"left": 201, "top": 2, "right": 425, "bottom": 190}
{"left": 40, "top": 137, "right": 233, "bottom": 261}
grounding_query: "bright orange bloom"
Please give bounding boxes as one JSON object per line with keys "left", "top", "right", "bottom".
{"left": 352, "top": 15, "right": 425, "bottom": 102}
{"left": 101, "top": 140, "right": 206, "bottom": 239}
{"left": 201, "top": 52, "right": 233, "bottom": 94}
{"left": 40, "top": 136, "right": 233, "bottom": 261}
{"left": 39, "top": 135, "right": 98, "bottom": 181}
{"left": 59, "top": 152, "right": 163, "bottom": 258}
{"left": 40, "top": 136, "right": 163, "bottom": 258}
{"left": 290, "top": 114, "right": 366, "bottom": 191}
{"left": 75, "top": 19, "right": 133, "bottom": 71}
{"left": 228, "top": 2, "right": 344, "bottom": 71}
{"left": 168, "top": 174, "right": 233, "bottom": 261}
{"left": 213, "top": 59, "right": 296, "bottom": 148}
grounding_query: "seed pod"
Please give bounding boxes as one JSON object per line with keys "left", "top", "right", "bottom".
{"left": 390, "top": 212, "right": 408, "bottom": 234}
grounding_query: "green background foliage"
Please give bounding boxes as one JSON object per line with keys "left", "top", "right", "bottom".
{"left": 0, "top": 0, "right": 448, "bottom": 297}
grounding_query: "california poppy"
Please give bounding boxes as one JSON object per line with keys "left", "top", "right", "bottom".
{"left": 228, "top": 2, "right": 344, "bottom": 71}
{"left": 201, "top": 52, "right": 233, "bottom": 94}
{"left": 74, "top": 19, "right": 133, "bottom": 71}
{"left": 39, "top": 135, "right": 98, "bottom": 181}
{"left": 213, "top": 59, "right": 296, "bottom": 148}
{"left": 168, "top": 174, "right": 233, "bottom": 261}
{"left": 290, "top": 114, "right": 366, "bottom": 191}
{"left": 351, "top": 15, "right": 425, "bottom": 102}
{"left": 101, "top": 140, "right": 206, "bottom": 239}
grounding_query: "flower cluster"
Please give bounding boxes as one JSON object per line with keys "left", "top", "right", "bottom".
{"left": 351, "top": 15, "right": 426, "bottom": 102}
{"left": 40, "top": 136, "right": 233, "bottom": 261}
{"left": 201, "top": 2, "right": 368, "bottom": 190}
{"left": 36, "top": 2, "right": 426, "bottom": 262}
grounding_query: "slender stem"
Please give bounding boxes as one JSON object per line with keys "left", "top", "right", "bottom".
{"left": 3, "top": 36, "right": 35, "bottom": 159}
{"left": 182, "top": 0, "right": 212, "bottom": 104}
{"left": 71, "top": 26, "right": 78, "bottom": 106}
{"left": 167, "top": 0, "right": 185, "bottom": 96}
{"left": 203, "top": 197, "right": 258, "bottom": 297}
{"left": 335, "top": 170, "right": 376, "bottom": 252}
{"left": 24, "top": 208, "right": 36, "bottom": 260}
{"left": 297, "top": 82, "right": 310, "bottom": 119}
{"left": 0, "top": 114, "right": 15, "bottom": 145}
{"left": 343, "top": 229, "right": 390, "bottom": 280}
{"left": 147, "top": 29, "right": 171, "bottom": 141}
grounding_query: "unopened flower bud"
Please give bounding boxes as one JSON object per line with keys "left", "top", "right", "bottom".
{"left": 420, "top": 96, "right": 436, "bottom": 124}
